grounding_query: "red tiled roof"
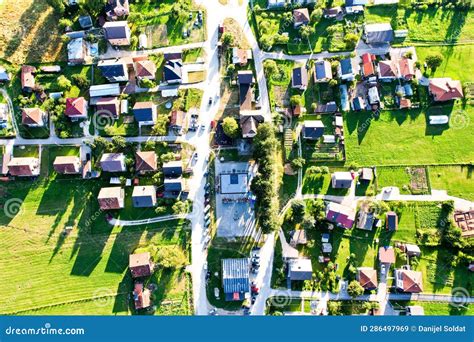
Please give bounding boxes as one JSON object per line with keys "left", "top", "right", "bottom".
{"left": 358, "top": 268, "right": 378, "bottom": 289}
{"left": 135, "top": 151, "right": 157, "bottom": 171}
{"left": 21, "top": 108, "right": 44, "bottom": 125}
{"left": 378, "top": 246, "right": 395, "bottom": 264}
{"left": 361, "top": 53, "right": 375, "bottom": 77}
{"left": 429, "top": 78, "right": 463, "bottom": 101}
{"left": 398, "top": 269, "right": 423, "bottom": 293}
{"left": 135, "top": 60, "right": 156, "bottom": 78}
{"left": 398, "top": 58, "right": 415, "bottom": 79}
{"left": 65, "top": 97, "right": 87, "bottom": 116}
{"left": 21, "top": 65, "right": 36, "bottom": 89}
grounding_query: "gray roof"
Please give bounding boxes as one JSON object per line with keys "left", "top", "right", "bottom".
{"left": 365, "top": 23, "right": 394, "bottom": 43}
{"left": 289, "top": 258, "right": 313, "bottom": 281}
{"left": 303, "top": 121, "right": 325, "bottom": 139}
{"left": 222, "top": 258, "right": 250, "bottom": 294}
{"left": 292, "top": 66, "right": 308, "bottom": 88}
{"left": 237, "top": 70, "right": 253, "bottom": 85}
{"left": 104, "top": 21, "right": 129, "bottom": 39}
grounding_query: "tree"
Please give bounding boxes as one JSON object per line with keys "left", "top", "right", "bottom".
{"left": 290, "top": 95, "right": 302, "bottom": 107}
{"left": 347, "top": 280, "right": 364, "bottom": 298}
{"left": 84, "top": 0, "right": 105, "bottom": 16}
{"left": 160, "top": 152, "right": 175, "bottom": 163}
{"left": 425, "top": 53, "right": 444, "bottom": 71}
{"left": 263, "top": 60, "right": 278, "bottom": 76}
{"left": 155, "top": 246, "right": 187, "bottom": 269}
{"left": 111, "top": 136, "right": 126, "bottom": 150}
{"left": 140, "top": 78, "right": 156, "bottom": 88}
{"left": 260, "top": 34, "right": 274, "bottom": 51}
{"left": 301, "top": 215, "right": 316, "bottom": 230}
{"left": 46, "top": 0, "right": 65, "bottom": 15}
{"left": 221, "top": 32, "right": 234, "bottom": 46}
{"left": 310, "top": 8, "right": 323, "bottom": 24}
{"left": 282, "top": 12, "right": 294, "bottom": 26}
{"left": 172, "top": 200, "right": 188, "bottom": 214}
{"left": 71, "top": 74, "right": 90, "bottom": 89}
{"left": 58, "top": 18, "right": 73, "bottom": 30}
{"left": 291, "top": 157, "right": 305, "bottom": 170}
{"left": 299, "top": 25, "right": 315, "bottom": 39}
{"left": 57, "top": 75, "right": 72, "bottom": 91}
{"left": 222, "top": 117, "right": 239, "bottom": 138}
{"left": 291, "top": 200, "right": 306, "bottom": 224}
{"left": 344, "top": 33, "right": 359, "bottom": 50}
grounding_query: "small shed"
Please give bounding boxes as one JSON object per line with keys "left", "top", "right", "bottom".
{"left": 289, "top": 258, "right": 313, "bottom": 281}
{"left": 331, "top": 172, "right": 353, "bottom": 189}
{"left": 132, "top": 186, "right": 157, "bottom": 208}
{"left": 290, "top": 229, "right": 308, "bottom": 247}
{"left": 386, "top": 211, "right": 398, "bottom": 231}
{"left": 404, "top": 244, "right": 421, "bottom": 257}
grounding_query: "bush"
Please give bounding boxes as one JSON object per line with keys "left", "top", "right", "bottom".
{"left": 222, "top": 117, "right": 240, "bottom": 138}
{"left": 57, "top": 75, "right": 72, "bottom": 90}
{"left": 154, "top": 246, "right": 187, "bottom": 269}
{"left": 71, "top": 74, "right": 90, "bottom": 89}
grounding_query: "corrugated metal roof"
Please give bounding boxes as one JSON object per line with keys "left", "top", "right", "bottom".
{"left": 221, "top": 258, "right": 250, "bottom": 294}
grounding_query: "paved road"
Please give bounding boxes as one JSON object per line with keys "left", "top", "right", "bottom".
{"left": 250, "top": 233, "right": 275, "bottom": 315}
{"left": 100, "top": 42, "right": 206, "bottom": 60}
{"left": 108, "top": 214, "right": 189, "bottom": 227}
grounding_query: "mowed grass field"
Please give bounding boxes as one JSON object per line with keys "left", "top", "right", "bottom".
{"left": 0, "top": 176, "right": 191, "bottom": 315}
{"left": 344, "top": 104, "right": 474, "bottom": 165}
{"left": 0, "top": 0, "right": 65, "bottom": 64}
{"left": 429, "top": 165, "right": 474, "bottom": 201}
{"left": 416, "top": 45, "right": 474, "bottom": 83}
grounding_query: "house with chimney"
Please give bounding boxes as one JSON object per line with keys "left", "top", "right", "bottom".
{"left": 129, "top": 252, "right": 154, "bottom": 278}
{"left": 96, "top": 97, "right": 120, "bottom": 118}
{"left": 8, "top": 157, "right": 40, "bottom": 177}
{"left": 429, "top": 78, "right": 463, "bottom": 102}
{"left": 132, "top": 186, "right": 157, "bottom": 208}
{"left": 21, "top": 65, "right": 36, "bottom": 92}
{"left": 103, "top": 21, "right": 131, "bottom": 46}
{"left": 100, "top": 153, "right": 126, "bottom": 172}
{"left": 98, "top": 59, "right": 129, "bottom": 82}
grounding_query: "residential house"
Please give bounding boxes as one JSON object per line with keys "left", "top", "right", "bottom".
{"left": 240, "top": 111, "right": 264, "bottom": 138}
{"left": 338, "top": 58, "right": 359, "bottom": 81}
{"left": 133, "top": 282, "right": 151, "bottom": 310}
{"left": 100, "top": 153, "right": 126, "bottom": 172}
{"left": 53, "top": 156, "right": 81, "bottom": 174}
{"left": 268, "top": 0, "right": 287, "bottom": 7}
{"left": 404, "top": 244, "right": 421, "bottom": 257}
{"left": 345, "top": 5, "right": 364, "bottom": 14}
{"left": 105, "top": 0, "right": 130, "bottom": 21}
{"left": 65, "top": 97, "right": 88, "bottom": 120}
{"left": 0, "top": 67, "right": 11, "bottom": 82}
{"left": 222, "top": 258, "right": 250, "bottom": 301}
{"left": 324, "top": 7, "right": 343, "bottom": 19}
{"left": 331, "top": 171, "right": 353, "bottom": 189}
{"left": 303, "top": 120, "right": 324, "bottom": 140}
{"left": 293, "top": 8, "right": 310, "bottom": 28}
{"left": 360, "top": 167, "right": 373, "bottom": 181}
{"left": 21, "top": 65, "right": 36, "bottom": 92}
{"left": 429, "top": 78, "right": 463, "bottom": 102}
{"left": 364, "top": 23, "right": 394, "bottom": 45}
{"left": 96, "top": 97, "right": 120, "bottom": 118}
{"left": 395, "top": 269, "right": 423, "bottom": 293}
{"left": 314, "top": 102, "right": 338, "bottom": 114}
{"left": 22, "top": 108, "right": 45, "bottom": 127}
{"left": 398, "top": 58, "right": 416, "bottom": 80}
{"left": 103, "top": 21, "right": 131, "bottom": 46}
{"left": 292, "top": 66, "right": 308, "bottom": 90}
{"left": 98, "top": 59, "right": 129, "bottom": 82}
{"left": 170, "top": 110, "right": 187, "bottom": 134}
{"left": 288, "top": 258, "right": 313, "bottom": 281}
{"left": 238, "top": 70, "right": 254, "bottom": 111}
{"left": 134, "top": 59, "right": 157, "bottom": 80}
{"left": 368, "top": 86, "right": 380, "bottom": 105}
{"left": 163, "top": 59, "right": 183, "bottom": 84}
{"left": 325, "top": 202, "right": 356, "bottom": 229}
{"left": 314, "top": 60, "right": 332, "bottom": 83}
{"left": 67, "top": 38, "right": 87, "bottom": 64}
{"left": 378, "top": 246, "right": 395, "bottom": 266}
{"left": 8, "top": 157, "right": 40, "bottom": 177}
{"left": 133, "top": 102, "right": 156, "bottom": 124}
{"left": 132, "top": 186, "right": 157, "bottom": 208}
{"left": 290, "top": 229, "right": 308, "bottom": 247}
{"left": 351, "top": 96, "right": 365, "bottom": 112}
{"left": 361, "top": 53, "right": 376, "bottom": 78}
{"left": 378, "top": 60, "right": 399, "bottom": 81}
{"left": 386, "top": 211, "right": 398, "bottom": 231}
{"left": 89, "top": 83, "right": 121, "bottom": 98}
{"left": 357, "top": 207, "right": 375, "bottom": 230}
{"left": 292, "top": 0, "right": 316, "bottom": 5}
{"left": 399, "top": 98, "right": 412, "bottom": 109}
{"left": 129, "top": 252, "right": 154, "bottom": 278}
{"left": 163, "top": 160, "right": 183, "bottom": 177}
{"left": 97, "top": 187, "right": 125, "bottom": 210}
{"left": 357, "top": 267, "right": 378, "bottom": 290}
{"left": 135, "top": 151, "right": 157, "bottom": 173}
{"left": 164, "top": 177, "right": 184, "bottom": 193}
{"left": 232, "top": 48, "right": 252, "bottom": 66}
{"left": 322, "top": 242, "right": 332, "bottom": 254}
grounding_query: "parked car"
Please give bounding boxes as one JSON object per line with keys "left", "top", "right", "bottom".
{"left": 208, "top": 97, "right": 212, "bottom": 105}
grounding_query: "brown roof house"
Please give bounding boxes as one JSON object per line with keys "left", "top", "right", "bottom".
{"left": 232, "top": 48, "right": 252, "bottom": 66}
{"left": 293, "top": 8, "right": 310, "bottom": 28}
{"left": 21, "top": 65, "right": 36, "bottom": 92}
{"left": 129, "top": 252, "right": 154, "bottom": 278}
{"left": 53, "top": 156, "right": 81, "bottom": 174}
{"left": 96, "top": 97, "right": 120, "bottom": 118}
{"left": 105, "top": 0, "right": 130, "bottom": 21}
{"left": 133, "top": 282, "right": 151, "bottom": 310}
{"left": 429, "top": 78, "right": 463, "bottom": 102}
{"left": 377, "top": 60, "right": 399, "bottom": 81}
{"left": 65, "top": 97, "right": 88, "bottom": 120}
{"left": 240, "top": 110, "right": 264, "bottom": 139}
{"left": 395, "top": 269, "right": 423, "bottom": 293}
{"left": 22, "top": 108, "right": 46, "bottom": 127}
{"left": 134, "top": 59, "right": 157, "bottom": 80}
{"left": 378, "top": 246, "right": 395, "bottom": 266}
{"left": 103, "top": 21, "right": 131, "bottom": 46}
{"left": 135, "top": 151, "right": 157, "bottom": 173}
{"left": 357, "top": 267, "right": 378, "bottom": 290}
{"left": 100, "top": 153, "right": 126, "bottom": 172}
{"left": 170, "top": 110, "right": 187, "bottom": 135}
{"left": 398, "top": 58, "right": 415, "bottom": 80}
{"left": 97, "top": 187, "right": 125, "bottom": 210}
{"left": 8, "top": 157, "right": 40, "bottom": 177}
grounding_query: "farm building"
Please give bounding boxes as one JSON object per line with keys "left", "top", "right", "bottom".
{"left": 222, "top": 258, "right": 250, "bottom": 301}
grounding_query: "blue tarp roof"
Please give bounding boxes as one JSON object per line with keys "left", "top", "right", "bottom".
{"left": 222, "top": 258, "right": 250, "bottom": 297}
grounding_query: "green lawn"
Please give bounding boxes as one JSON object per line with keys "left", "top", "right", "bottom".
{"left": 416, "top": 45, "right": 474, "bottom": 83}
{"left": 391, "top": 301, "right": 473, "bottom": 316}
{"left": 0, "top": 175, "right": 191, "bottom": 314}
{"left": 429, "top": 165, "right": 474, "bottom": 201}
{"left": 365, "top": 6, "right": 474, "bottom": 42}
{"left": 302, "top": 170, "right": 349, "bottom": 196}
{"left": 376, "top": 167, "right": 414, "bottom": 194}
{"left": 182, "top": 47, "right": 205, "bottom": 63}
{"left": 344, "top": 104, "right": 474, "bottom": 165}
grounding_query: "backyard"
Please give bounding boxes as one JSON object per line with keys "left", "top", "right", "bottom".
{"left": 344, "top": 104, "right": 474, "bottom": 165}
{"left": 429, "top": 165, "right": 474, "bottom": 201}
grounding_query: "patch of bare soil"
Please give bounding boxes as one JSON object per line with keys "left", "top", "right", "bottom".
{"left": 223, "top": 18, "right": 250, "bottom": 49}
